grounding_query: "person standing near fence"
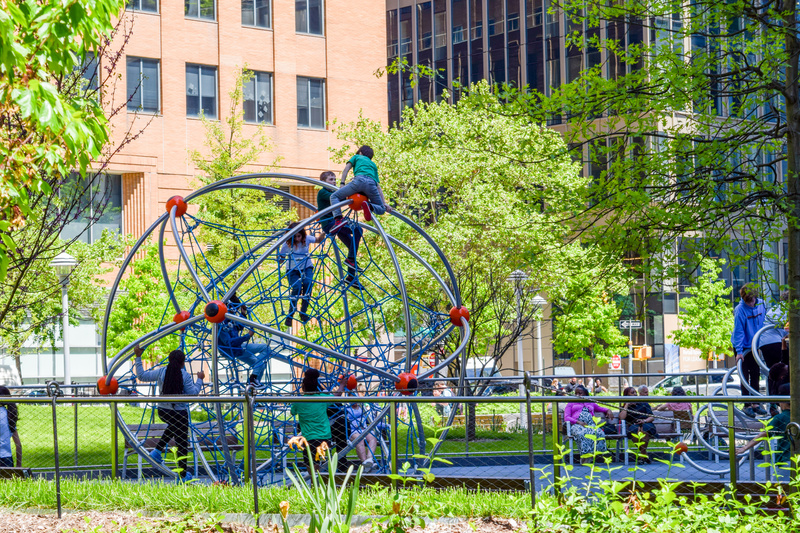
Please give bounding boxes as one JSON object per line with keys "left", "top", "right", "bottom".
{"left": 133, "top": 345, "right": 205, "bottom": 482}
{"left": 291, "top": 369, "right": 345, "bottom": 472}
{"left": 0, "top": 387, "right": 21, "bottom": 468}
{"left": 732, "top": 283, "right": 767, "bottom": 417}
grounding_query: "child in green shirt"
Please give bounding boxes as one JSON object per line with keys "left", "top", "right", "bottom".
{"left": 328, "top": 145, "right": 391, "bottom": 234}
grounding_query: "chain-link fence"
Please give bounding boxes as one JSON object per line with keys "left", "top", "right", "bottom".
{"left": 0, "top": 377, "right": 793, "bottom": 517}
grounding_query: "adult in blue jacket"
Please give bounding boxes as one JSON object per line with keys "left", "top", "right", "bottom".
{"left": 217, "top": 320, "right": 271, "bottom": 386}
{"left": 731, "top": 283, "right": 767, "bottom": 416}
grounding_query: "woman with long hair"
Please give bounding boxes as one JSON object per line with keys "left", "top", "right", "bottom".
{"left": 281, "top": 222, "right": 324, "bottom": 327}
{"left": 133, "top": 345, "right": 205, "bottom": 481}
{"left": 620, "top": 386, "right": 658, "bottom": 463}
{"left": 0, "top": 386, "right": 21, "bottom": 467}
{"left": 290, "top": 368, "right": 346, "bottom": 472}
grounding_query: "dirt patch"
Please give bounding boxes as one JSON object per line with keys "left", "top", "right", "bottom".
{"left": 0, "top": 511, "right": 257, "bottom": 532}
{"left": 0, "top": 511, "right": 526, "bottom": 533}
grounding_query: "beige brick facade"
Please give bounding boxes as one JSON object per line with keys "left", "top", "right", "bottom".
{"left": 104, "top": 1, "right": 387, "bottom": 250}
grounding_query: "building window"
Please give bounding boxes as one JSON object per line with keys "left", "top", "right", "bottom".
{"left": 185, "top": 0, "right": 215, "bottom": 21}
{"left": 80, "top": 53, "right": 99, "bottom": 94}
{"left": 296, "top": 0, "right": 323, "bottom": 35}
{"left": 296, "top": 77, "right": 325, "bottom": 129}
{"left": 61, "top": 173, "right": 123, "bottom": 244}
{"left": 244, "top": 71, "right": 273, "bottom": 124}
{"left": 186, "top": 64, "right": 217, "bottom": 118}
{"left": 127, "top": 58, "right": 160, "bottom": 113}
{"left": 242, "top": 0, "right": 270, "bottom": 28}
{"left": 126, "top": 0, "right": 158, "bottom": 12}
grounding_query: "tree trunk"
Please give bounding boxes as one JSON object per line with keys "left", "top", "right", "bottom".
{"left": 12, "top": 347, "right": 22, "bottom": 384}
{"left": 466, "top": 400, "right": 477, "bottom": 440}
{"left": 784, "top": 0, "right": 800, "bottom": 456}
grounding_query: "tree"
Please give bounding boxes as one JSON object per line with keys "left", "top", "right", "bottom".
{"left": 0, "top": 11, "right": 152, "bottom": 379}
{"left": 505, "top": 0, "right": 800, "bottom": 435}
{"left": 550, "top": 258, "right": 630, "bottom": 365}
{"left": 107, "top": 242, "right": 186, "bottom": 364}
{"left": 669, "top": 257, "right": 735, "bottom": 367}
{"left": 0, "top": 0, "right": 125, "bottom": 279}
{"left": 333, "top": 82, "right": 629, "bottom": 435}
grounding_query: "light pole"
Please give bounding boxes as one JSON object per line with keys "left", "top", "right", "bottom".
{"left": 508, "top": 270, "right": 529, "bottom": 427}
{"left": 531, "top": 294, "right": 547, "bottom": 376}
{"left": 50, "top": 252, "right": 78, "bottom": 386}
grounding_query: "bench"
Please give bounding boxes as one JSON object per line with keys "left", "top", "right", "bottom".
{"left": 122, "top": 421, "right": 244, "bottom": 480}
{"left": 447, "top": 414, "right": 506, "bottom": 431}
{"left": 0, "top": 467, "right": 32, "bottom": 479}
{"left": 563, "top": 410, "right": 692, "bottom": 466}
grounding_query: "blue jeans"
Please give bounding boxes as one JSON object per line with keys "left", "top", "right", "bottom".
{"left": 320, "top": 220, "right": 363, "bottom": 262}
{"left": 288, "top": 267, "right": 314, "bottom": 316}
{"left": 219, "top": 343, "right": 270, "bottom": 380}
{"left": 329, "top": 175, "right": 386, "bottom": 219}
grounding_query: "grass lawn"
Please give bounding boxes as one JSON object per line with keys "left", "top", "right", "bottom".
{"left": 0, "top": 478, "right": 534, "bottom": 519}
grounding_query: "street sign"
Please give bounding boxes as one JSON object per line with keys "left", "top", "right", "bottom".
{"left": 610, "top": 354, "right": 622, "bottom": 371}
{"left": 619, "top": 320, "right": 642, "bottom": 328}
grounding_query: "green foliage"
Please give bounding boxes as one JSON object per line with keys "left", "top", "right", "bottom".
{"left": 549, "top": 252, "right": 630, "bottom": 364}
{"left": 0, "top": 228, "right": 125, "bottom": 378}
{"left": 0, "top": 0, "right": 124, "bottom": 279}
{"left": 107, "top": 242, "right": 184, "bottom": 362}
{"left": 283, "top": 445, "right": 362, "bottom": 533}
{"left": 670, "top": 257, "right": 735, "bottom": 361}
{"left": 334, "top": 81, "right": 625, "bottom": 366}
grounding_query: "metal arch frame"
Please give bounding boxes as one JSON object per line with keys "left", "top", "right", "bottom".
{"left": 100, "top": 172, "right": 471, "bottom": 482}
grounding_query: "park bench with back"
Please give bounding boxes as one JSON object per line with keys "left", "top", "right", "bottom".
{"left": 121, "top": 421, "right": 244, "bottom": 480}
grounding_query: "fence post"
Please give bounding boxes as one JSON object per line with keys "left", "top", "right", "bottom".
{"left": 47, "top": 382, "right": 62, "bottom": 519}
{"left": 111, "top": 401, "right": 118, "bottom": 480}
{"left": 74, "top": 401, "right": 78, "bottom": 467}
{"left": 245, "top": 387, "right": 259, "bottom": 517}
{"left": 727, "top": 402, "right": 737, "bottom": 492}
{"left": 524, "top": 373, "right": 536, "bottom": 514}
{"left": 552, "top": 400, "right": 561, "bottom": 501}
{"left": 390, "top": 400, "right": 398, "bottom": 492}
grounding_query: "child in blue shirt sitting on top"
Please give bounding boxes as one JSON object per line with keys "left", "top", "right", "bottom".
{"left": 328, "top": 145, "right": 391, "bottom": 234}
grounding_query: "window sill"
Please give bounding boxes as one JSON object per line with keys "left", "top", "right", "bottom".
{"left": 127, "top": 110, "right": 162, "bottom": 116}
{"left": 242, "top": 24, "right": 273, "bottom": 31}
{"left": 296, "top": 31, "right": 326, "bottom": 39}
{"left": 185, "top": 16, "right": 217, "bottom": 24}
{"left": 187, "top": 115, "right": 219, "bottom": 121}
{"left": 126, "top": 9, "right": 160, "bottom": 16}
{"left": 296, "top": 126, "right": 328, "bottom": 131}
{"left": 244, "top": 120, "right": 276, "bottom": 127}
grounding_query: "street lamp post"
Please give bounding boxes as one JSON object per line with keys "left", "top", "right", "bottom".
{"left": 531, "top": 294, "right": 547, "bottom": 376}
{"left": 508, "top": 270, "right": 529, "bottom": 427}
{"left": 50, "top": 252, "right": 78, "bottom": 386}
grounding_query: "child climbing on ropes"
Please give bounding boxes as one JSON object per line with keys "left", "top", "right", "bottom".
{"left": 317, "top": 171, "right": 364, "bottom": 282}
{"left": 328, "top": 145, "right": 391, "bottom": 234}
{"left": 280, "top": 221, "right": 326, "bottom": 327}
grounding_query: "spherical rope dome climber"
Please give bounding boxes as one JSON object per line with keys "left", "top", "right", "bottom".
{"left": 99, "top": 173, "right": 471, "bottom": 485}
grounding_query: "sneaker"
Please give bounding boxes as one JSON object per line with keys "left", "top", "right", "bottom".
{"left": 345, "top": 258, "right": 365, "bottom": 273}
{"left": 362, "top": 459, "right": 374, "bottom": 471}
{"left": 248, "top": 374, "right": 262, "bottom": 388}
{"left": 743, "top": 406, "right": 756, "bottom": 418}
{"left": 753, "top": 405, "right": 768, "bottom": 416}
{"left": 180, "top": 473, "right": 193, "bottom": 483}
{"left": 284, "top": 316, "right": 293, "bottom": 328}
{"left": 149, "top": 449, "right": 163, "bottom": 465}
{"left": 329, "top": 217, "right": 348, "bottom": 235}
{"left": 362, "top": 202, "right": 372, "bottom": 222}
{"left": 299, "top": 312, "right": 310, "bottom": 324}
